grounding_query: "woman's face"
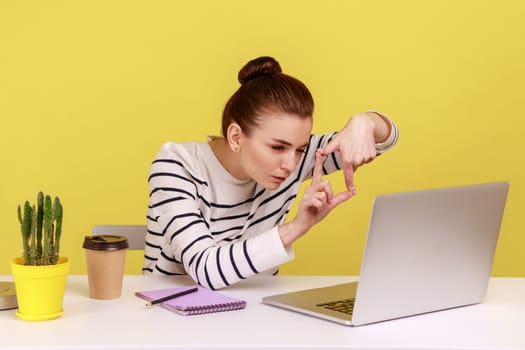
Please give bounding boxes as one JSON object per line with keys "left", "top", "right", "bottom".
{"left": 239, "top": 112, "right": 312, "bottom": 190}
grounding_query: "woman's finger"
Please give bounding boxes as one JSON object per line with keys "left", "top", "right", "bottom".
{"left": 330, "top": 190, "right": 353, "bottom": 208}
{"left": 319, "top": 133, "right": 340, "bottom": 157}
{"left": 312, "top": 151, "right": 324, "bottom": 185}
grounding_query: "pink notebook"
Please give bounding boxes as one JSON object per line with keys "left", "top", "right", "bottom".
{"left": 135, "top": 285, "right": 246, "bottom": 316}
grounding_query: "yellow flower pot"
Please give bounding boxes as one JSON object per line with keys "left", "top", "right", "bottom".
{"left": 10, "top": 256, "right": 70, "bottom": 321}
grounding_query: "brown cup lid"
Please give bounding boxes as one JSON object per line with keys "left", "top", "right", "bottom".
{"left": 83, "top": 235, "right": 129, "bottom": 251}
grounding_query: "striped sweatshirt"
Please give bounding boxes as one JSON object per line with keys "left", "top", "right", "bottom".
{"left": 145, "top": 119, "right": 399, "bottom": 289}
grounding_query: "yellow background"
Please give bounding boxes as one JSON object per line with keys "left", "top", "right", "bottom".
{"left": 1, "top": 0, "right": 523, "bottom": 276}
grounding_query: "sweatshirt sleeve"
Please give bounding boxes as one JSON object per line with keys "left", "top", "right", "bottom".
{"left": 369, "top": 111, "right": 399, "bottom": 154}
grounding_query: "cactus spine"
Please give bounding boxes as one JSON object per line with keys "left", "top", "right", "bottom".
{"left": 17, "top": 192, "right": 63, "bottom": 265}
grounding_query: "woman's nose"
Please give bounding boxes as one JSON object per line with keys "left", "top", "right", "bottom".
{"left": 281, "top": 152, "right": 298, "bottom": 172}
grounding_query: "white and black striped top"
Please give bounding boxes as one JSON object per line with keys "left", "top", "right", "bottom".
{"left": 145, "top": 119, "right": 399, "bottom": 290}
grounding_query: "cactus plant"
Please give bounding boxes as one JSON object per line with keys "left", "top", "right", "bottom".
{"left": 17, "top": 192, "right": 63, "bottom": 265}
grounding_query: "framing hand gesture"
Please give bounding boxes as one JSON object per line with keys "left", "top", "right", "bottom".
{"left": 279, "top": 151, "right": 353, "bottom": 248}
{"left": 320, "top": 114, "right": 378, "bottom": 195}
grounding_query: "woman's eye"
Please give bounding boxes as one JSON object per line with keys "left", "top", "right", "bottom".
{"left": 271, "top": 145, "right": 285, "bottom": 151}
{"left": 296, "top": 149, "right": 306, "bottom": 154}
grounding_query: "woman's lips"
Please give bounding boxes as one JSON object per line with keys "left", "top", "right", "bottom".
{"left": 272, "top": 176, "right": 286, "bottom": 183}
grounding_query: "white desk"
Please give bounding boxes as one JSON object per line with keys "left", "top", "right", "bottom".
{"left": 1, "top": 275, "right": 524, "bottom": 350}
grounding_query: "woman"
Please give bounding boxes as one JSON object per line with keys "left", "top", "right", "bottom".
{"left": 144, "top": 56, "right": 399, "bottom": 289}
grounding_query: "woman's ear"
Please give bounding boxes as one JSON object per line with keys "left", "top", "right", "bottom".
{"left": 226, "top": 123, "right": 242, "bottom": 152}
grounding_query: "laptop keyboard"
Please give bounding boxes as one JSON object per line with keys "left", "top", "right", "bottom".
{"left": 316, "top": 298, "right": 355, "bottom": 315}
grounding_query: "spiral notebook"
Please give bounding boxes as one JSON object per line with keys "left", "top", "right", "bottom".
{"left": 135, "top": 285, "right": 246, "bottom": 316}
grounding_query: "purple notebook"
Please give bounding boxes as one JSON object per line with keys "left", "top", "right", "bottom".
{"left": 135, "top": 285, "right": 246, "bottom": 316}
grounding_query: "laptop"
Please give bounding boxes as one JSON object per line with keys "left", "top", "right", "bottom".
{"left": 262, "top": 181, "right": 509, "bottom": 326}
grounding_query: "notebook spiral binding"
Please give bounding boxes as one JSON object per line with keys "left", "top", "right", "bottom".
{"left": 169, "top": 301, "right": 246, "bottom": 315}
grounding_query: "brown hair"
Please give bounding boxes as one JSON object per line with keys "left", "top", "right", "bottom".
{"left": 221, "top": 56, "right": 314, "bottom": 136}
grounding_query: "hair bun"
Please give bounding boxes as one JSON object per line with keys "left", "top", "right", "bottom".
{"left": 238, "top": 56, "right": 282, "bottom": 84}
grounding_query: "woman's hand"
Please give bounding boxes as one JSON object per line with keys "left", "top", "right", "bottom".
{"left": 320, "top": 113, "right": 384, "bottom": 195}
{"left": 278, "top": 151, "right": 352, "bottom": 247}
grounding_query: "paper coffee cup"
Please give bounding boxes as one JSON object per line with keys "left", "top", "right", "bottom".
{"left": 83, "top": 235, "right": 129, "bottom": 300}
